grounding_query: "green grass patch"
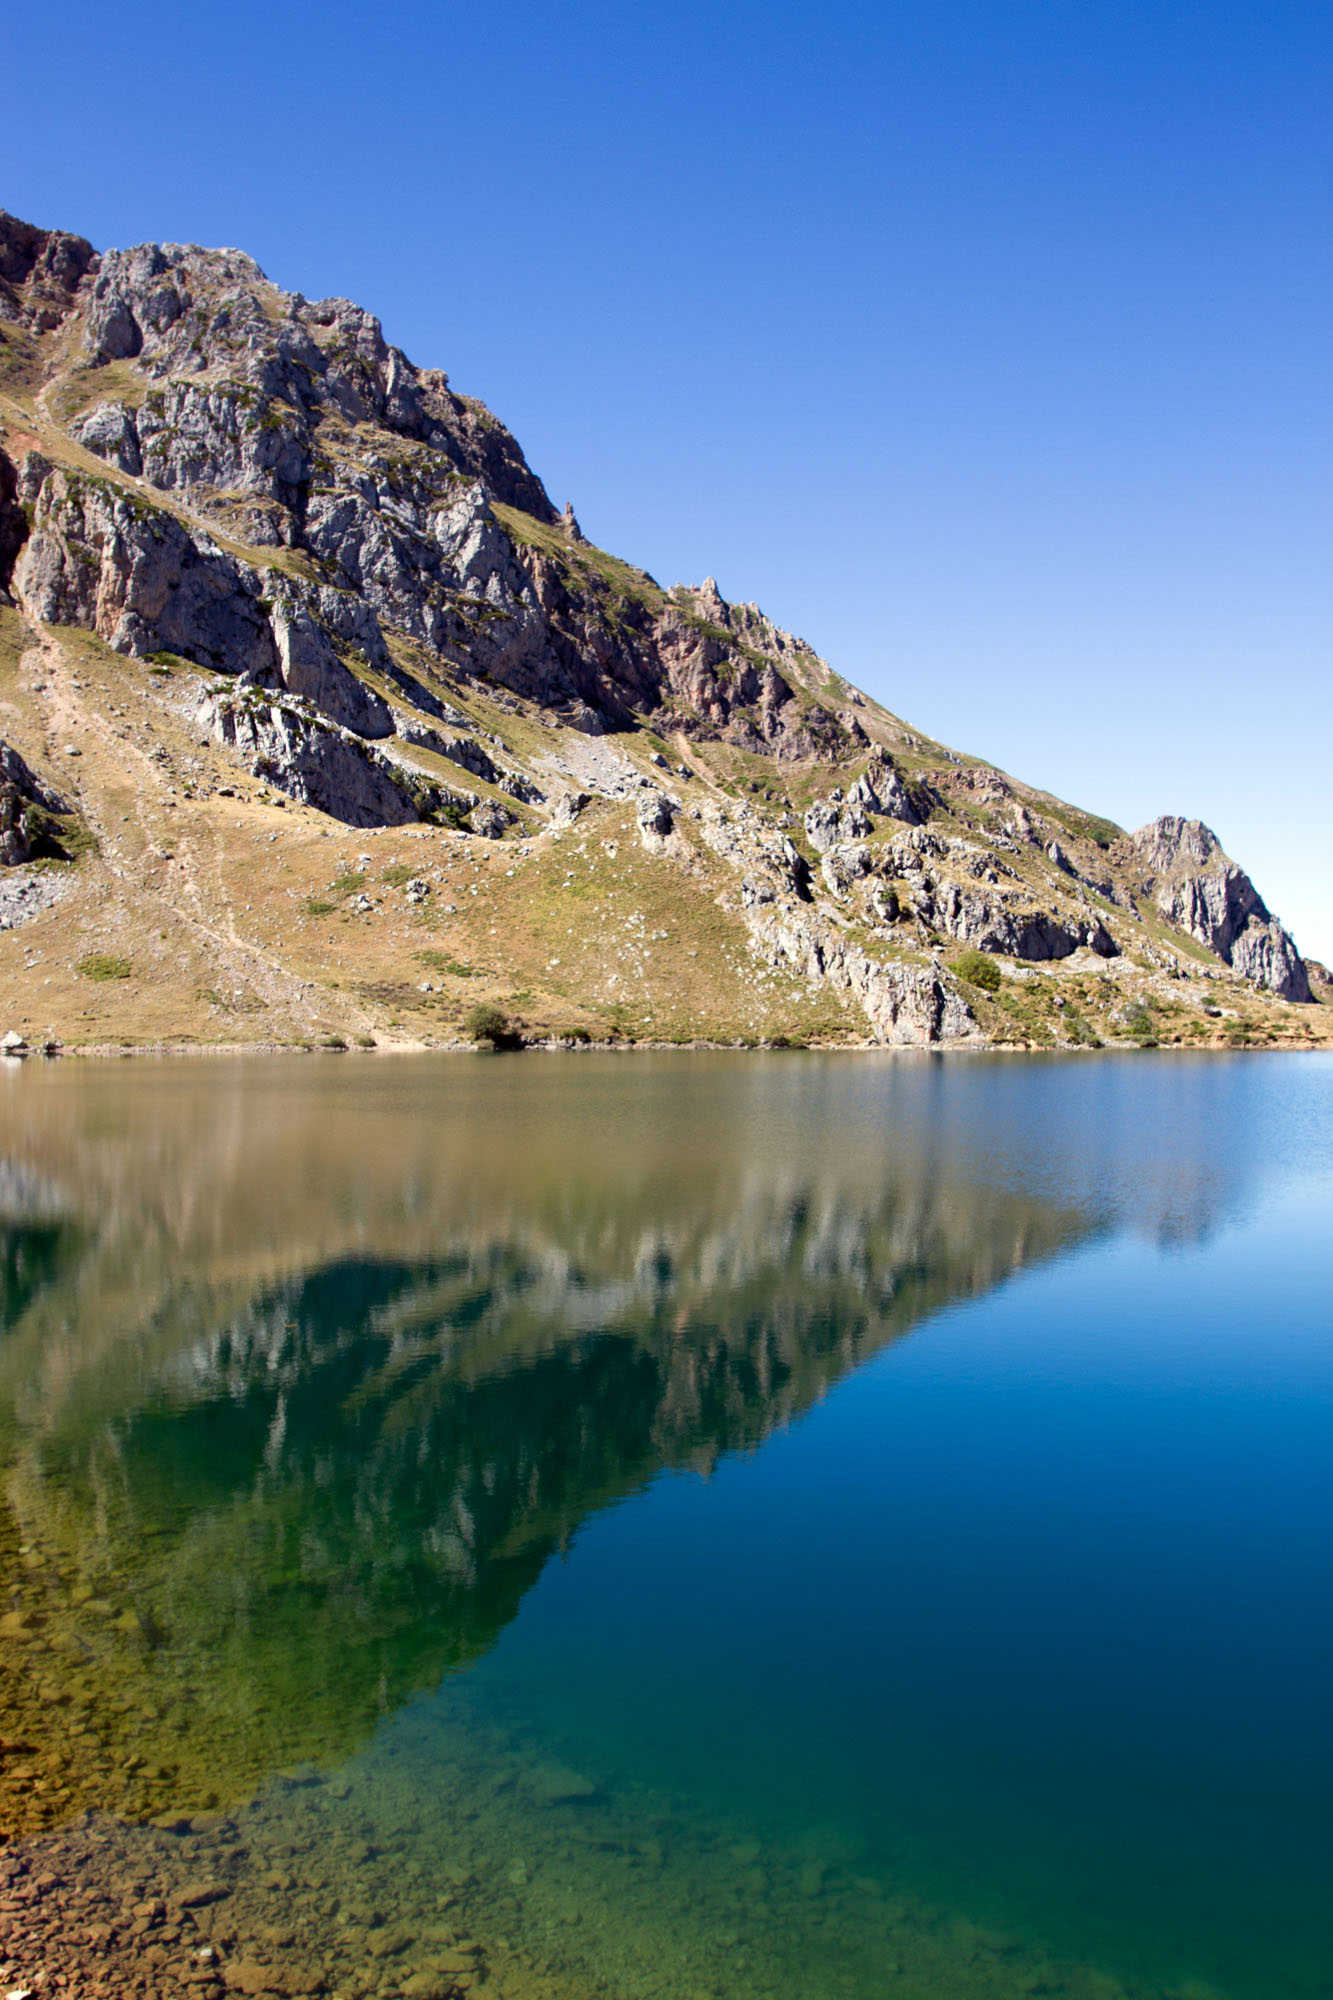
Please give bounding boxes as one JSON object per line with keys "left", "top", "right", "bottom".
{"left": 954, "top": 949, "right": 1001, "bottom": 993}
{"left": 1037, "top": 800, "right": 1124, "bottom": 850}
{"left": 78, "top": 953, "right": 131, "bottom": 981}
{"left": 416, "top": 949, "right": 474, "bottom": 977}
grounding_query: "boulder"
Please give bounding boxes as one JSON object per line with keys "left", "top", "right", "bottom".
{"left": 468, "top": 800, "right": 510, "bottom": 839}
{"left": 847, "top": 755, "right": 919, "bottom": 825}
{"left": 636, "top": 790, "right": 675, "bottom": 844}
{"left": 820, "top": 844, "right": 873, "bottom": 900}
{"left": 804, "top": 799, "right": 872, "bottom": 853}
{"left": 549, "top": 791, "right": 591, "bottom": 829}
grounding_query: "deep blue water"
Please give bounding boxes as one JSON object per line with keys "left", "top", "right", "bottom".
{"left": 460, "top": 1193, "right": 1333, "bottom": 1991}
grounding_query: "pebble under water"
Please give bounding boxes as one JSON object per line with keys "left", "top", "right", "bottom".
{"left": 0, "top": 1051, "right": 1330, "bottom": 2000}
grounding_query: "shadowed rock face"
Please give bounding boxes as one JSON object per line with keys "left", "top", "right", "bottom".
{"left": 0, "top": 448, "right": 25, "bottom": 598}
{"left": 0, "top": 210, "right": 96, "bottom": 330}
{"left": 0, "top": 740, "right": 68, "bottom": 866}
{"left": 1132, "top": 816, "right": 1311, "bottom": 1002}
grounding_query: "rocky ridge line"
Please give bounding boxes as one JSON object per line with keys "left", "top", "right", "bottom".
{"left": 0, "top": 208, "right": 1318, "bottom": 1046}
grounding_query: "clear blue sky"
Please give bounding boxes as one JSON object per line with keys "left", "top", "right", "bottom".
{"left": 7, "top": 1, "right": 1331, "bottom": 958}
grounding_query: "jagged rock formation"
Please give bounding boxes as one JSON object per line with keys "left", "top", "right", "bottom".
{"left": 201, "top": 689, "right": 420, "bottom": 828}
{"left": 1132, "top": 817, "right": 1311, "bottom": 1003}
{"left": 0, "top": 214, "right": 96, "bottom": 331}
{"left": 0, "top": 208, "right": 1319, "bottom": 1046}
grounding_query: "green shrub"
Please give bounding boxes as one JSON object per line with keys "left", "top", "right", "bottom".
{"left": 1123, "top": 1002, "right": 1155, "bottom": 1040}
{"left": 1061, "top": 1008, "right": 1102, "bottom": 1048}
{"left": 54, "top": 818, "right": 100, "bottom": 862}
{"left": 464, "top": 1002, "right": 517, "bottom": 1046}
{"left": 77, "top": 953, "right": 131, "bottom": 981}
{"left": 305, "top": 898, "right": 335, "bottom": 917}
{"left": 954, "top": 949, "right": 1001, "bottom": 993}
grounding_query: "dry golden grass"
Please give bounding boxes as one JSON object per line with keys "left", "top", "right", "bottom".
{"left": 0, "top": 618, "right": 874, "bottom": 1050}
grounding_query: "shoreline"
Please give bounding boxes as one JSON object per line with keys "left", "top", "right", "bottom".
{"left": 4, "top": 1030, "right": 1329, "bottom": 1061}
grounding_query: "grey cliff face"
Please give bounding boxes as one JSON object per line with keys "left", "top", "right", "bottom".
{"left": 1132, "top": 816, "right": 1310, "bottom": 1002}
{"left": 698, "top": 800, "right": 979, "bottom": 1046}
{"left": 202, "top": 692, "right": 419, "bottom": 829}
{"left": 14, "top": 466, "right": 392, "bottom": 739}
{"left": 17, "top": 466, "right": 280, "bottom": 678}
{"left": 877, "top": 827, "right": 1119, "bottom": 963}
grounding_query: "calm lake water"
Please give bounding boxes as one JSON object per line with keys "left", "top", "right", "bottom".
{"left": 0, "top": 1051, "right": 1330, "bottom": 2000}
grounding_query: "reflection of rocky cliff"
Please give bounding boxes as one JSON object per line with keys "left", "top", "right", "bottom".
{"left": 0, "top": 1052, "right": 1255, "bottom": 1825}
{"left": 4, "top": 1203, "right": 1082, "bottom": 1804}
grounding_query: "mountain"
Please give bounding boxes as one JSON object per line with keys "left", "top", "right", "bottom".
{"left": 0, "top": 210, "right": 1326, "bottom": 1052}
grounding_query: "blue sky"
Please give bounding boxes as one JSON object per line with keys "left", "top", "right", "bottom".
{"left": 7, "top": 0, "right": 1331, "bottom": 957}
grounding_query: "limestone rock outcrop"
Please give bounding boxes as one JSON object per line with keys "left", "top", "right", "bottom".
{"left": 201, "top": 691, "right": 420, "bottom": 827}
{"left": 1132, "top": 817, "right": 1310, "bottom": 1001}
{"left": 847, "top": 753, "right": 921, "bottom": 825}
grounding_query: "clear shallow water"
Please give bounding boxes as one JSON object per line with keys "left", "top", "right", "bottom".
{"left": 0, "top": 1052, "right": 1330, "bottom": 2000}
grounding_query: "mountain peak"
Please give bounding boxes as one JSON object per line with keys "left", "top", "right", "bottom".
{"left": 0, "top": 212, "right": 1322, "bottom": 1051}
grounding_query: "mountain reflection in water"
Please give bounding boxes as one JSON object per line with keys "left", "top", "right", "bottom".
{"left": 0, "top": 1052, "right": 1268, "bottom": 1814}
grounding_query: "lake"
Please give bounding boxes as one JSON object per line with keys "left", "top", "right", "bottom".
{"left": 0, "top": 1051, "right": 1329, "bottom": 2000}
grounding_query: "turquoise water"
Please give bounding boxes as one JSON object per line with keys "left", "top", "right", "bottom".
{"left": 1, "top": 1052, "right": 1330, "bottom": 1998}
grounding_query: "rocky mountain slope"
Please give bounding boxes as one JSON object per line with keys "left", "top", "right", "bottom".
{"left": 0, "top": 209, "right": 1325, "bottom": 1052}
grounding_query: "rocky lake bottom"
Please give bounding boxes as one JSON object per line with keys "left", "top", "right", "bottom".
{"left": 0, "top": 1051, "right": 1329, "bottom": 2000}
